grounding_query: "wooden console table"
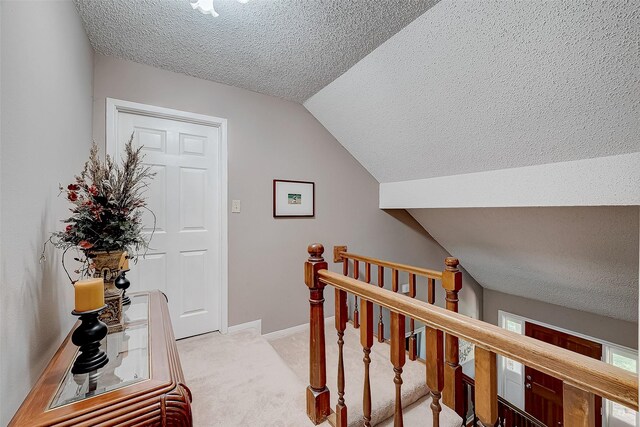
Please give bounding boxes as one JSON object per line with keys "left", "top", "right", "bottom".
{"left": 9, "top": 290, "right": 192, "bottom": 426}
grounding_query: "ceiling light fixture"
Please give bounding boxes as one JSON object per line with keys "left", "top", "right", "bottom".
{"left": 190, "top": 0, "right": 249, "bottom": 18}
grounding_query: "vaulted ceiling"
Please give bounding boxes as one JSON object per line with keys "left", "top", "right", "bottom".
{"left": 305, "top": 0, "right": 640, "bottom": 182}
{"left": 73, "top": 0, "right": 438, "bottom": 103}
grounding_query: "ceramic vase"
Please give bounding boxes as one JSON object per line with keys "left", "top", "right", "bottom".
{"left": 88, "top": 250, "right": 125, "bottom": 333}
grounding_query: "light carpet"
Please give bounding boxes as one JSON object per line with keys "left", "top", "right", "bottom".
{"left": 378, "top": 396, "right": 462, "bottom": 427}
{"left": 268, "top": 318, "right": 462, "bottom": 427}
{"left": 177, "top": 329, "right": 327, "bottom": 426}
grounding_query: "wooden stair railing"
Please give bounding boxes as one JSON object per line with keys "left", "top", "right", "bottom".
{"left": 334, "top": 245, "right": 465, "bottom": 418}
{"left": 305, "top": 244, "right": 638, "bottom": 427}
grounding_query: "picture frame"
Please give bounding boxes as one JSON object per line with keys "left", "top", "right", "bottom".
{"left": 273, "top": 179, "right": 315, "bottom": 218}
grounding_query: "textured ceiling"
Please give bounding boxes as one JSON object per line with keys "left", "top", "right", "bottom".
{"left": 409, "top": 207, "right": 639, "bottom": 323}
{"left": 73, "top": 0, "right": 438, "bottom": 103}
{"left": 305, "top": 0, "right": 640, "bottom": 182}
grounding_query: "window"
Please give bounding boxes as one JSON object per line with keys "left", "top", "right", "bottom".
{"left": 504, "top": 319, "right": 523, "bottom": 373}
{"left": 505, "top": 318, "right": 522, "bottom": 333}
{"left": 497, "top": 311, "right": 525, "bottom": 409}
{"left": 605, "top": 345, "right": 638, "bottom": 427}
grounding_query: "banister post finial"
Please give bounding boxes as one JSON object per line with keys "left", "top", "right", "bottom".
{"left": 445, "top": 257, "right": 459, "bottom": 271}
{"left": 308, "top": 243, "right": 325, "bottom": 262}
{"left": 305, "top": 244, "right": 330, "bottom": 424}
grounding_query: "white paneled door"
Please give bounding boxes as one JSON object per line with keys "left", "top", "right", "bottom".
{"left": 112, "top": 109, "right": 223, "bottom": 339}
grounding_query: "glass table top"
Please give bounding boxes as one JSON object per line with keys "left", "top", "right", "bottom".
{"left": 50, "top": 294, "right": 150, "bottom": 409}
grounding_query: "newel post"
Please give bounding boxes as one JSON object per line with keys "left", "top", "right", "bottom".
{"left": 442, "top": 257, "right": 464, "bottom": 417}
{"left": 305, "top": 243, "right": 331, "bottom": 424}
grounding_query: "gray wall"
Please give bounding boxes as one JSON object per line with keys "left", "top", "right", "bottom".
{"left": 0, "top": 1, "right": 94, "bottom": 424}
{"left": 92, "top": 55, "right": 483, "bottom": 334}
{"left": 483, "top": 289, "right": 637, "bottom": 349}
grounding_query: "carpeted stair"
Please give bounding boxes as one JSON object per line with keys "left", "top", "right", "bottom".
{"left": 268, "top": 318, "right": 462, "bottom": 427}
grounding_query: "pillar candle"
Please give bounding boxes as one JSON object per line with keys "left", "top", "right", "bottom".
{"left": 119, "top": 251, "right": 129, "bottom": 271}
{"left": 74, "top": 278, "right": 104, "bottom": 312}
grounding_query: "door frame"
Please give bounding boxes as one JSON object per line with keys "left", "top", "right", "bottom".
{"left": 498, "top": 310, "right": 638, "bottom": 426}
{"left": 106, "top": 98, "right": 229, "bottom": 334}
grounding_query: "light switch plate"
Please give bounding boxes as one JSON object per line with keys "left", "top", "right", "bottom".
{"left": 401, "top": 283, "right": 409, "bottom": 294}
{"left": 231, "top": 200, "right": 241, "bottom": 213}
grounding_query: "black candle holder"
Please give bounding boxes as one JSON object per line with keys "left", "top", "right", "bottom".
{"left": 115, "top": 269, "right": 131, "bottom": 306}
{"left": 71, "top": 306, "right": 109, "bottom": 375}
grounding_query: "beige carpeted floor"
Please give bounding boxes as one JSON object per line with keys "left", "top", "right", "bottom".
{"left": 177, "top": 322, "right": 461, "bottom": 427}
{"left": 177, "top": 329, "right": 329, "bottom": 427}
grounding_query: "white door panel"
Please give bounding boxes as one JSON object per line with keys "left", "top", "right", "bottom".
{"left": 115, "top": 112, "right": 220, "bottom": 339}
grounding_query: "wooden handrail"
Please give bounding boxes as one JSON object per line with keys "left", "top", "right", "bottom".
{"left": 339, "top": 251, "right": 443, "bottom": 280}
{"left": 317, "top": 269, "right": 639, "bottom": 411}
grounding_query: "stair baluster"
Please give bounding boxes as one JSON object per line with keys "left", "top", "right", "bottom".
{"left": 474, "top": 347, "right": 498, "bottom": 427}
{"left": 364, "top": 261, "right": 371, "bottom": 284}
{"left": 443, "top": 257, "right": 464, "bottom": 417}
{"left": 361, "top": 297, "right": 374, "bottom": 426}
{"left": 343, "top": 258, "right": 359, "bottom": 329}
{"left": 563, "top": 384, "right": 596, "bottom": 427}
{"left": 390, "top": 311, "right": 406, "bottom": 427}
{"left": 377, "top": 265, "right": 385, "bottom": 342}
{"left": 335, "top": 288, "right": 348, "bottom": 427}
{"left": 426, "top": 326, "right": 444, "bottom": 427}
{"left": 407, "top": 273, "right": 417, "bottom": 361}
{"left": 428, "top": 277, "right": 435, "bottom": 304}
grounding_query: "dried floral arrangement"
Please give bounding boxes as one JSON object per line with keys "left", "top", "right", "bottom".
{"left": 42, "top": 136, "right": 155, "bottom": 281}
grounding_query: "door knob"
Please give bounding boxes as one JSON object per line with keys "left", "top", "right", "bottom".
{"left": 525, "top": 383, "right": 532, "bottom": 389}
{"left": 526, "top": 375, "right": 532, "bottom": 380}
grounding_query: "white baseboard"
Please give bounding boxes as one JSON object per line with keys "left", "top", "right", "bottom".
{"left": 263, "top": 316, "right": 335, "bottom": 341}
{"left": 227, "top": 317, "right": 339, "bottom": 339}
{"left": 227, "top": 319, "right": 262, "bottom": 335}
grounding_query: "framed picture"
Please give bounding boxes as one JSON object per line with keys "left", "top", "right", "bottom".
{"left": 273, "top": 179, "right": 315, "bottom": 218}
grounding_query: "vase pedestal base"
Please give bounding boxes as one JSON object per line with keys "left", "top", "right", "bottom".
{"left": 100, "top": 290, "right": 124, "bottom": 333}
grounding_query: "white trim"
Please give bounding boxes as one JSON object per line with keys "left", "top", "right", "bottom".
{"left": 263, "top": 316, "right": 336, "bottom": 341}
{"left": 218, "top": 108, "right": 229, "bottom": 334}
{"left": 497, "top": 309, "right": 637, "bottom": 354}
{"left": 227, "top": 319, "right": 262, "bottom": 335}
{"left": 105, "top": 98, "right": 229, "bottom": 334}
{"left": 379, "top": 152, "right": 640, "bottom": 209}
{"left": 497, "top": 312, "right": 525, "bottom": 409}
{"left": 604, "top": 346, "right": 640, "bottom": 426}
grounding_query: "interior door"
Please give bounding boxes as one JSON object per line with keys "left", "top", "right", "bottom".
{"left": 524, "top": 322, "right": 602, "bottom": 427}
{"left": 114, "top": 112, "right": 221, "bottom": 339}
